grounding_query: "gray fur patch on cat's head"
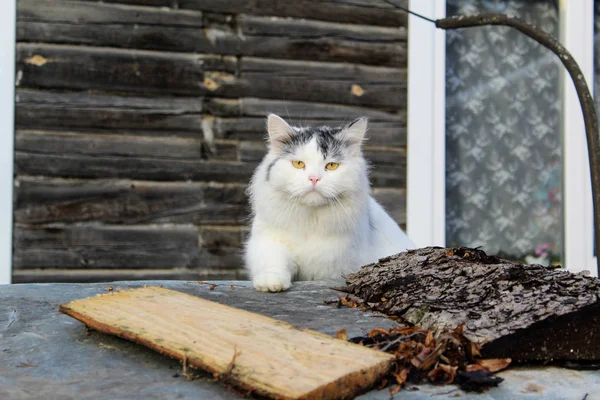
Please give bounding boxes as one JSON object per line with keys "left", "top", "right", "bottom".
{"left": 265, "top": 114, "right": 368, "bottom": 158}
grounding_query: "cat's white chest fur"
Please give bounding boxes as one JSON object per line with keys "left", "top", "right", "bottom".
{"left": 244, "top": 114, "right": 415, "bottom": 292}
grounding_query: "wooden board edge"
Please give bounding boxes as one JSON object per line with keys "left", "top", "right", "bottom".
{"left": 300, "top": 359, "right": 393, "bottom": 400}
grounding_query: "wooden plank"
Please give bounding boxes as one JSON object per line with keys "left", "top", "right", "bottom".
{"left": 16, "top": 131, "right": 237, "bottom": 161}
{"left": 239, "top": 141, "right": 267, "bottom": 162}
{"left": 18, "top": 22, "right": 404, "bottom": 67}
{"left": 18, "top": 14, "right": 405, "bottom": 67}
{"left": 234, "top": 15, "right": 406, "bottom": 67}
{"left": 369, "top": 163, "right": 405, "bottom": 188}
{"left": 16, "top": 44, "right": 233, "bottom": 95}
{"left": 14, "top": 130, "right": 255, "bottom": 182}
{"left": 206, "top": 97, "right": 405, "bottom": 121}
{"left": 18, "top": 0, "right": 204, "bottom": 27}
{"left": 15, "top": 151, "right": 255, "bottom": 182}
{"left": 16, "top": 44, "right": 402, "bottom": 107}
{"left": 17, "top": 21, "right": 210, "bottom": 54}
{"left": 201, "top": 226, "right": 243, "bottom": 248}
{"left": 59, "top": 286, "right": 394, "bottom": 399}
{"left": 240, "top": 14, "right": 405, "bottom": 42}
{"left": 234, "top": 58, "right": 406, "bottom": 109}
{"left": 179, "top": 0, "right": 407, "bottom": 27}
{"left": 242, "top": 57, "right": 403, "bottom": 82}
{"left": 14, "top": 178, "right": 249, "bottom": 225}
{"left": 17, "top": 89, "right": 204, "bottom": 111}
{"left": 364, "top": 147, "right": 405, "bottom": 165}
{"left": 197, "top": 247, "right": 243, "bottom": 269}
{"left": 16, "top": 131, "right": 202, "bottom": 159}
{"left": 13, "top": 225, "right": 199, "bottom": 269}
{"left": 15, "top": 178, "right": 201, "bottom": 225}
{"left": 16, "top": 90, "right": 204, "bottom": 133}
{"left": 12, "top": 267, "right": 246, "bottom": 284}
{"left": 70, "top": 0, "right": 177, "bottom": 8}
{"left": 151, "top": 203, "right": 249, "bottom": 225}
{"left": 15, "top": 104, "right": 204, "bottom": 133}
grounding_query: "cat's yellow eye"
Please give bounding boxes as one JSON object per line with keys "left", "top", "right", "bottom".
{"left": 325, "top": 162, "right": 339, "bottom": 171}
{"left": 292, "top": 160, "right": 305, "bottom": 169}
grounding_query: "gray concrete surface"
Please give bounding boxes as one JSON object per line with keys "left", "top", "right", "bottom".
{"left": 1, "top": 280, "right": 599, "bottom": 400}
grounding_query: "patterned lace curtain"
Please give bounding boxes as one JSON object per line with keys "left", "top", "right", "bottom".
{"left": 445, "top": 0, "right": 562, "bottom": 265}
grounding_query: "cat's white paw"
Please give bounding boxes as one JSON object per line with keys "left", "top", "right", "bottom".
{"left": 253, "top": 273, "right": 291, "bottom": 293}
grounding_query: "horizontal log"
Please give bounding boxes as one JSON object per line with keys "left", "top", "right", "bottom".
{"left": 15, "top": 131, "right": 237, "bottom": 161}
{"left": 16, "top": 45, "right": 404, "bottom": 108}
{"left": 17, "top": 21, "right": 209, "bottom": 54}
{"left": 18, "top": 14, "right": 406, "bottom": 66}
{"left": 371, "top": 188, "right": 406, "bottom": 225}
{"left": 14, "top": 177, "right": 248, "bottom": 225}
{"left": 17, "top": 89, "right": 204, "bottom": 111}
{"left": 201, "top": 226, "right": 244, "bottom": 248}
{"left": 242, "top": 57, "right": 403, "bottom": 81}
{"left": 13, "top": 225, "right": 200, "bottom": 269}
{"left": 16, "top": 131, "right": 200, "bottom": 159}
{"left": 12, "top": 268, "right": 246, "bottom": 284}
{"left": 56, "top": 0, "right": 178, "bottom": 8}
{"left": 240, "top": 14, "right": 405, "bottom": 42}
{"left": 364, "top": 147, "right": 405, "bottom": 165}
{"left": 206, "top": 97, "right": 405, "bottom": 122}
{"left": 197, "top": 247, "right": 244, "bottom": 269}
{"left": 16, "top": 90, "right": 204, "bottom": 133}
{"left": 238, "top": 141, "right": 267, "bottom": 162}
{"left": 18, "top": 0, "right": 203, "bottom": 27}
{"left": 234, "top": 58, "right": 406, "bottom": 108}
{"left": 16, "top": 44, "right": 233, "bottom": 95}
{"left": 234, "top": 15, "right": 406, "bottom": 67}
{"left": 150, "top": 203, "right": 249, "bottom": 225}
{"left": 369, "top": 163, "right": 405, "bottom": 188}
{"left": 15, "top": 151, "right": 256, "bottom": 183}
{"left": 16, "top": 104, "right": 204, "bottom": 134}
{"left": 179, "top": 0, "right": 407, "bottom": 27}
{"left": 208, "top": 116, "right": 406, "bottom": 147}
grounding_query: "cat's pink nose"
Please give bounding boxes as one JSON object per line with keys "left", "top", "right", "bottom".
{"left": 308, "top": 176, "right": 320, "bottom": 186}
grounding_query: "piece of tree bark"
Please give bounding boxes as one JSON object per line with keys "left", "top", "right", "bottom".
{"left": 338, "top": 247, "right": 600, "bottom": 362}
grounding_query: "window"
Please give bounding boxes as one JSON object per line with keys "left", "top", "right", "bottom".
{"left": 407, "top": 0, "right": 596, "bottom": 275}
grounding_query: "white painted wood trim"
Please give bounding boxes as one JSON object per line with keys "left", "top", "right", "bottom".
{"left": 0, "top": 0, "right": 15, "bottom": 285}
{"left": 406, "top": 0, "right": 446, "bottom": 247}
{"left": 560, "top": 0, "right": 597, "bottom": 276}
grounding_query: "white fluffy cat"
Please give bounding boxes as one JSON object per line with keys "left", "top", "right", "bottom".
{"left": 244, "top": 114, "right": 415, "bottom": 292}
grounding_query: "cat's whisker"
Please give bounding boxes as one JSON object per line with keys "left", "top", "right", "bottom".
{"left": 333, "top": 196, "right": 357, "bottom": 231}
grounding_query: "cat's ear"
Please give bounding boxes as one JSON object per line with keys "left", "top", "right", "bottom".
{"left": 266, "top": 114, "right": 294, "bottom": 153}
{"left": 339, "top": 117, "right": 368, "bottom": 152}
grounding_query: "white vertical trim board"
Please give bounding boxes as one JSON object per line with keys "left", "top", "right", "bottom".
{"left": 560, "top": 0, "right": 597, "bottom": 276}
{"left": 0, "top": 0, "right": 15, "bottom": 285}
{"left": 406, "top": 0, "right": 447, "bottom": 247}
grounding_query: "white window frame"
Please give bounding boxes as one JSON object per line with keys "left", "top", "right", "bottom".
{"left": 407, "top": 0, "right": 598, "bottom": 276}
{"left": 406, "top": 0, "right": 447, "bottom": 248}
{"left": 0, "top": 0, "right": 15, "bottom": 285}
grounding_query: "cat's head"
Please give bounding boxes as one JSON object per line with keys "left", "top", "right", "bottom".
{"left": 262, "top": 114, "right": 369, "bottom": 207}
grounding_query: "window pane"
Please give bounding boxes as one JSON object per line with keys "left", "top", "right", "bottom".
{"left": 445, "top": 0, "right": 563, "bottom": 265}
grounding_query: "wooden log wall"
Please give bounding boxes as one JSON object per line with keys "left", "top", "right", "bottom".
{"left": 13, "top": 0, "right": 409, "bottom": 283}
